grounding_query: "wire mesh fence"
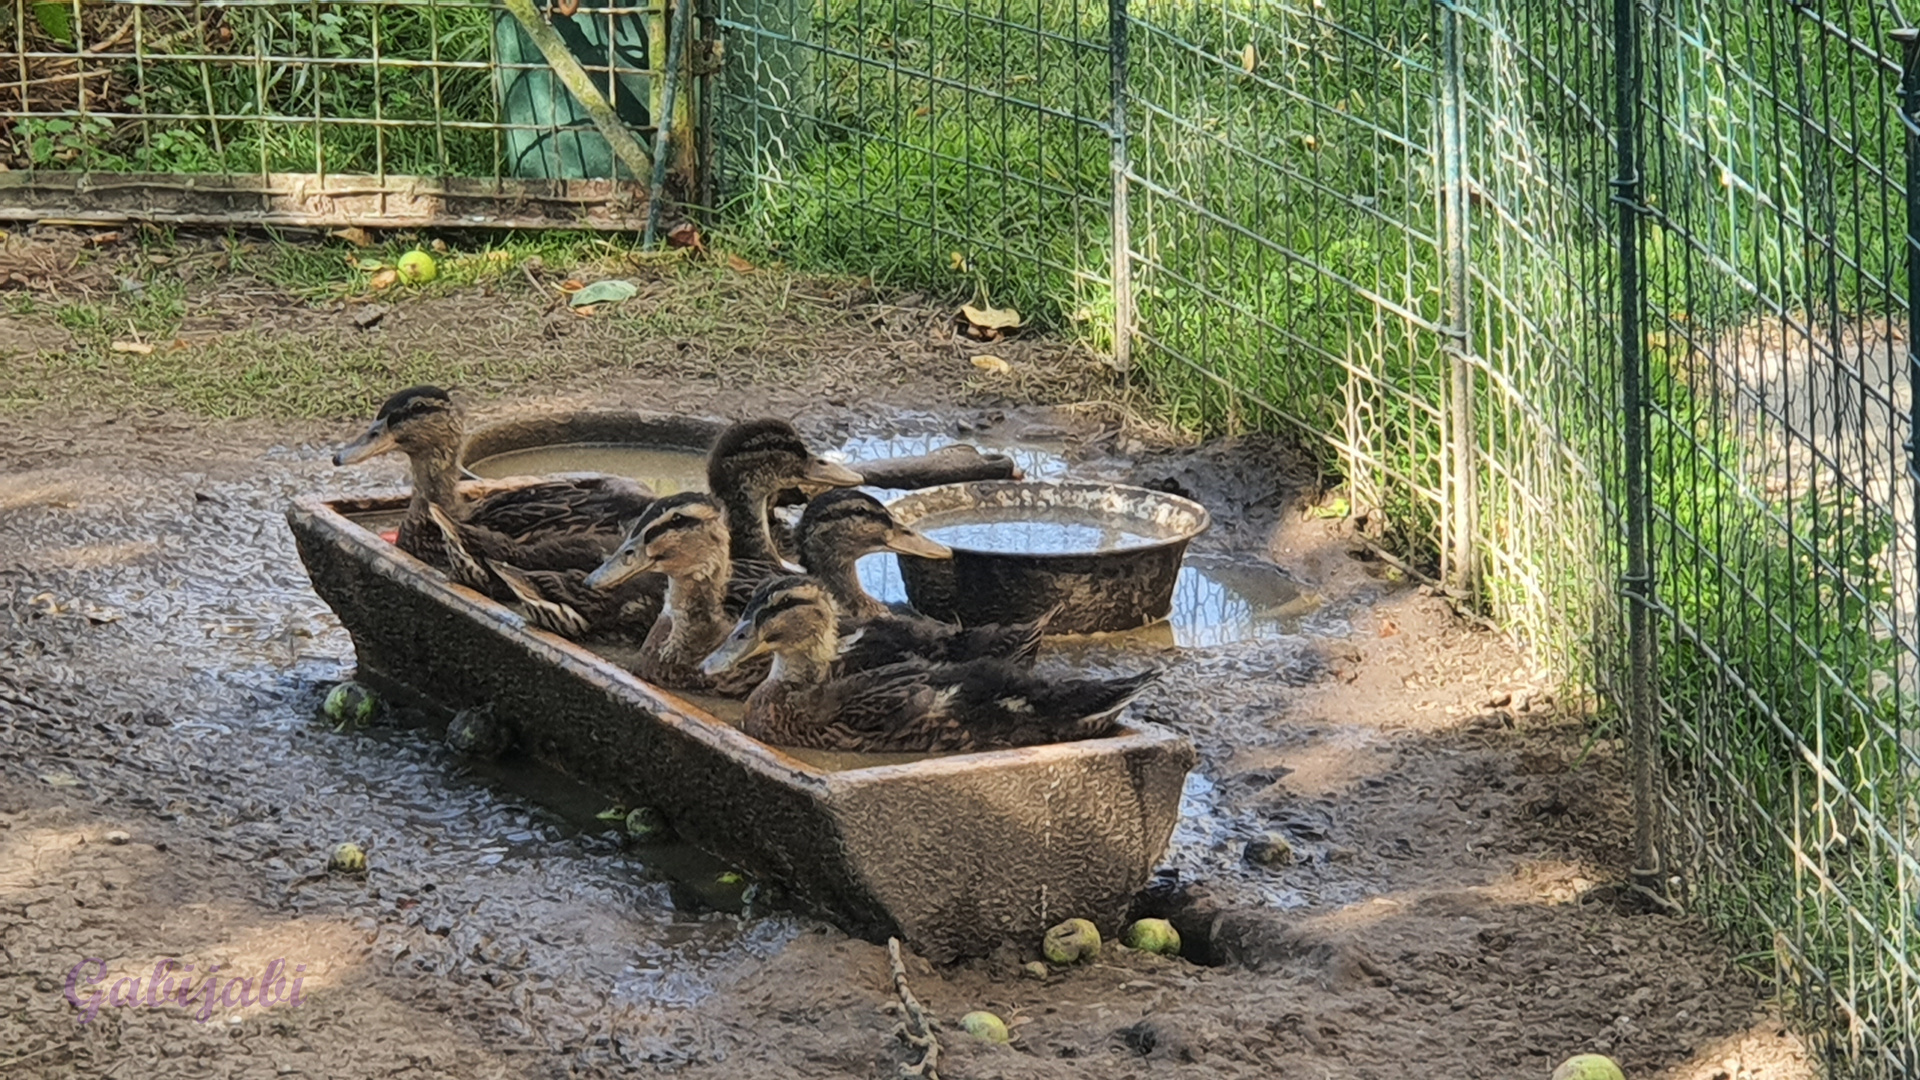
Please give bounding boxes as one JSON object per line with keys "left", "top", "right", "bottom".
{"left": 704, "top": 0, "right": 1920, "bottom": 1069}
{"left": 0, "top": 0, "right": 696, "bottom": 227}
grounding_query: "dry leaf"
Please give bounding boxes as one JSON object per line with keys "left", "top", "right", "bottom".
{"left": 666, "top": 223, "right": 706, "bottom": 252}
{"left": 726, "top": 252, "right": 757, "bottom": 273}
{"left": 971, "top": 355, "right": 1011, "bottom": 375}
{"left": 110, "top": 340, "right": 155, "bottom": 355}
{"left": 430, "top": 238, "right": 448, "bottom": 253}
{"left": 913, "top": 105, "right": 931, "bottom": 118}
{"left": 960, "top": 303, "right": 1023, "bottom": 331}
{"left": 331, "top": 226, "right": 374, "bottom": 248}
{"left": 559, "top": 278, "right": 586, "bottom": 294}
{"left": 370, "top": 269, "right": 399, "bottom": 290}
{"left": 1378, "top": 619, "right": 1399, "bottom": 638}
{"left": 1241, "top": 43, "right": 1257, "bottom": 73}
{"left": 88, "top": 231, "right": 121, "bottom": 246}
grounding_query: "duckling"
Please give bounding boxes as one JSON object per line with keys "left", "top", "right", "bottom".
{"left": 333, "top": 386, "right": 653, "bottom": 585}
{"left": 793, "top": 489, "right": 1057, "bottom": 670}
{"left": 584, "top": 492, "right": 763, "bottom": 695}
{"left": 699, "top": 576, "right": 1158, "bottom": 754}
{"left": 706, "top": 419, "right": 863, "bottom": 586}
{"left": 425, "top": 503, "right": 665, "bottom": 642}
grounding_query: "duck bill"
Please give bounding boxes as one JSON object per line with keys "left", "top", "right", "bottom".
{"left": 333, "top": 420, "right": 397, "bottom": 466}
{"left": 884, "top": 528, "right": 952, "bottom": 560}
{"left": 803, "top": 458, "right": 864, "bottom": 488}
{"left": 700, "top": 633, "right": 769, "bottom": 676}
{"left": 585, "top": 551, "right": 652, "bottom": 590}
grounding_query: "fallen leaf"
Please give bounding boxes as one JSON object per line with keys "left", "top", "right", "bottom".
{"left": 666, "top": 223, "right": 706, "bottom": 251}
{"left": 1378, "top": 619, "right": 1399, "bottom": 638}
{"left": 960, "top": 303, "right": 1023, "bottom": 331}
{"left": 1242, "top": 42, "right": 1257, "bottom": 73}
{"left": 949, "top": 251, "right": 967, "bottom": 272}
{"left": 370, "top": 269, "right": 399, "bottom": 290}
{"left": 1308, "top": 496, "right": 1350, "bottom": 520}
{"left": 913, "top": 105, "right": 931, "bottom": 118}
{"left": 971, "top": 354, "right": 1011, "bottom": 375}
{"left": 569, "top": 279, "right": 638, "bottom": 308}
{"left": 558, "top": 278, "right": 586, "bottom": 294}
{"left": 110, "top": 340, "right": 155, "bottom": 355}
{"left": 331, "top": 227, "right": 373, "bottom": 247}
{"left": 726, "top": 253, "right": 757, "bottom": 273}
{"left": 430, "top": 238, "right": 448, "bottom": 253}
{"left": 88, "top": 231, "right": 122, "bottom": 246}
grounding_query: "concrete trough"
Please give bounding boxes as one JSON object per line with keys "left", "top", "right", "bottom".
{"left": 288, "top": 491, "right": 1196, "bottom": 961}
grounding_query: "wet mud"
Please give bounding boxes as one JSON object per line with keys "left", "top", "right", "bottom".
{"left": 0, "top": 396, "right": 1797, "bottom": 1079}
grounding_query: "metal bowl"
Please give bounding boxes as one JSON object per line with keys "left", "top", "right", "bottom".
{"left": 886, "top": 480, "right": 1212, "bottom": 635}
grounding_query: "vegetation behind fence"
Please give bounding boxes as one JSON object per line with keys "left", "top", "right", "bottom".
{"left": 713, "top": 0, "right": 1920, "bottom": 1070}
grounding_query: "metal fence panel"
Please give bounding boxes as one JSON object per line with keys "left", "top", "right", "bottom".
{"left": 0, "top": 0, "right": 693, "bottom": 227}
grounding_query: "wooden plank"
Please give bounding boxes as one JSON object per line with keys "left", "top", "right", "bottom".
{"left": 0, "top": 171, "right": 657, "bottom": 230}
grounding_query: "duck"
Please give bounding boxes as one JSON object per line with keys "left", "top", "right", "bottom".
{"left": 705, "top": 419, "right": 864, "bottom": 590}
{"left": 792, "top": 488, "right": 1057, "bottom": 671}
{"left": 447, "top": 417, "right": 861, "bottom": 644}
{"left": 698, "top": 575, "right": 1159, "bottom": 754}
{"left": 333, "top": 385, "right": 653, "bottom": 593}
{"left": 583, "top": 492, "right": 764, "bottom": 695}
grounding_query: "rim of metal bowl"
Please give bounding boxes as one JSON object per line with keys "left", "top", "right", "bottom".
{"left": 882, "top": 478, "right": 1212, "bottom": 561}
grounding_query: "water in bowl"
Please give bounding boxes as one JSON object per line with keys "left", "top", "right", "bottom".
{"left": 912, "top": 506, "right": 1165, "bottom": 554}
{"left": 465, "top": 442, "right": 711, "bottom": 495}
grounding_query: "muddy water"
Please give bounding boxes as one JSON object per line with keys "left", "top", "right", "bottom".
{"left": 465, "top": 443, "right": 711, "bottom": 494}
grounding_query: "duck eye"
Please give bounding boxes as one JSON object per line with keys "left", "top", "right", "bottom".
{"left": 622, "top": 549, "right": 636, "bottom": 564}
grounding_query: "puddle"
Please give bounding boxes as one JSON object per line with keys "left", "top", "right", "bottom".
{"left": 857, "top": 550, "right": 1317, "bottom": 649}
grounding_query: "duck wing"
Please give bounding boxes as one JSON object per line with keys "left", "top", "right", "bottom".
{"left": 468, "top": 476, "right": 654, "bottom": 544}
{"left": 807, "top": 660, "right": 1158, "bottom": 753}
{"left": 489, "top": 560, "right": 664, "bottom": 640}
{"left": 831, "top": 604, "right": 1058, "bottom": 672}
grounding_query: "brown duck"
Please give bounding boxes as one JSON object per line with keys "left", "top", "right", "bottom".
{"left": 699, "top": 575, "right": 1158, "bottom": 754}
{"left": 333, "top": 385, "right": 652, "bottom": 598}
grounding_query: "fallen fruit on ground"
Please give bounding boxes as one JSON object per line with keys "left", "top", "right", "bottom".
{"left": 396, "top": 249, "right": 438, "bottom": 284}
{"left": 1122, "top": 917, "right": 1182, "bottom": 956}
{"left": 323, "top": 681, "right": 379, "bottom": 727}
{"left": 1043, "top": 918, "right": 1101, "bottom": 964}
{"left": 1551, "top": 1054, "right": 1625, "bottom": 1080}
{"left": 328, "top": 842, "right": 368, "bottom": 873}
{"left": 960, "top": 1010, "right": 1009, "bottom": 1043}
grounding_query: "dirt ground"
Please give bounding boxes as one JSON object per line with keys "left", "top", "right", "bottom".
{"left": 0, "top": 229, "right": 1811, "bottom": 1079}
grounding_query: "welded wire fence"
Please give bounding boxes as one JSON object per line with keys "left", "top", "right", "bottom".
{"left": 0, "top": 0, "right": 696, "bottom": 227}
{"left": 709, "top": 0, "right": 1920, "bottom": 1070}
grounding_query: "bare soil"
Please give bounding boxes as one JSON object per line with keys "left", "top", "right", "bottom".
{"left": 0, "top": 229, "right": 1808, "bottom": 1079}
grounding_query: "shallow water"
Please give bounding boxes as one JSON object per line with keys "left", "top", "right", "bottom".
{"left": 914, "top": 506, "right": 1164, "bottom": 554}
{"left": 465, "top": 443, "right": 712, "bottom": 495}
{"left": 857, "top": 550, "right": 1315, "bottom": 649}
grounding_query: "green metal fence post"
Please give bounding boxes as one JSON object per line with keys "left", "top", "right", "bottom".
{"left": 1109, "top": 0, "right": 1133, "bottom": 379}
{"left": 1899, "top": 29, "right": 1920, "bottom": 696}
{"left": 1436, "top": 0, "right": 1476, "bottom": 599}
{"left": 1612, "top": 0, "right": 1662, "bottom": 894}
